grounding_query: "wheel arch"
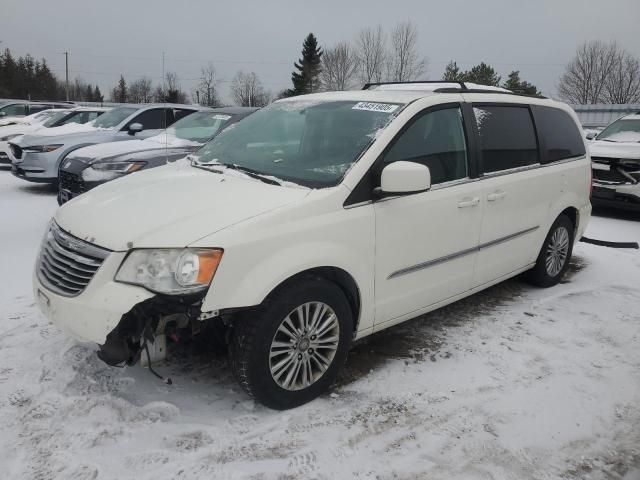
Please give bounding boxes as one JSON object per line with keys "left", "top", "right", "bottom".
{"left": 262, "top": 266, "right": 362, "bottom": 336}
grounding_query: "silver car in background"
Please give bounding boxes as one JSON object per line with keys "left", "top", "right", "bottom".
{"left": 10, "top": 104, "right": 198, "bottom": 184}
{"left": 0, "top": 107, "right": 109, "bottom": 165}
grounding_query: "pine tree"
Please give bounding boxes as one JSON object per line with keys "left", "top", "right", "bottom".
{"left": 286, "top": 33, "right": 323, "bottom": 96}
{"left": 463, "top": 62, "right": 501, "bottom": 86}
{"left": 112, "top": 75, "right": 128, "bottom": 103}
{"left": 503, "top": 71, "right": 541, "bottom": 96}
{"left": 442, "top": 61, "right": 463, "bottom": 81}
{"left": 93, "top": 85, "right": 103, "bottom": 103}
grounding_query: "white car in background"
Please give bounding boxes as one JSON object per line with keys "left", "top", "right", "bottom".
{"left": 34, "top": 82, "right": 591, "bottom": 409}
{"left": 0, "top": 108, "right": 108, "bottom": 166}
{"left": 589, "top": 113, "right": 640, "bottom": 211}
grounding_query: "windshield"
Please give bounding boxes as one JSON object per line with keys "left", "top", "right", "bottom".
{"left": 167, "top": 111, "right": 235, "bottom": 143}
{"left": 597, "top": 118, "right": 640, "bottom": 142}
{"left": 192, "top": 100, "right": 401, "bottom": 188}
{"left": 25, "top": 110, "right": 58, "bottom": 123}
{"left": 42, "top": 110, "right": 74, "bottom": 127}
{"left": 92, "top": 106, "right": 137, "bottom": 129}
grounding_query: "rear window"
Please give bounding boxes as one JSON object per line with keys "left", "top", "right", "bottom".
{"left": 474, "top": 105, "right": 538, "bottom": 174}
{"left": 533, "top": 106, "right": 585, "bottom": 163}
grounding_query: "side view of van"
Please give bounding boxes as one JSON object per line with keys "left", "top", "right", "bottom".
{"left": 33, "top": 82, "right": 591, "bottom": 409}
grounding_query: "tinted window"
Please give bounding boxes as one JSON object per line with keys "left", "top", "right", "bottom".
{"left": 28, "top": 105, "right": 50, "bottom": 114}
{"left": 128, "top": 108, "right": 167, "bottom": 130}
{"left": 533, "top": 106, "right": 585, "bottom": 163}
{"left": 0, "top": 104, "right": 27, "bottom": 116}
{"left": 173, "top": 108, "right": 194, "bottom": 122}
{"left": 383, "top": 107, "right": 468, "bottom": 184}
{"left": 474, "top": 106, "right": 538, "bottom": 174}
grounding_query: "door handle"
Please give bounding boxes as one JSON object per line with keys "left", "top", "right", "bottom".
{"left": 457, "top": 197, "right": 480, "bottom": 208}
{"left": 487, "top": 190, "right": 507, "bottom": 202}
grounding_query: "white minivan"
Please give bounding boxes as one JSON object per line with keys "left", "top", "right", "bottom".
{"left": 34, "top": 82, "right": 591, "bottom": 409}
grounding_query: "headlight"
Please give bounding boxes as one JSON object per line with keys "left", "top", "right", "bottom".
{"left": 23, "top": 144, "right": 63, "bottom": 153}
{"left": 81, "top": 160, "right": 146, "bottom": 181}
{"left": 0, "top": 133, "right": 20, "bottom": 142}
{"left": 115, "top": 248, "right": 223, "bottom": 294}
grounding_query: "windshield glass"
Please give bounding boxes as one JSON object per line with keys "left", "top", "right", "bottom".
{"left": 25, "top": 110, "right": 57, "bottom": 123}
{"left": 168, "top": 111, "right": 235, "bottom": 143}
{"left": 597, "top": 118, "right": 640, "bottom": 142}
{"left": 92, "top": 106, "right": 137, "bottom": 129}
{"left": 42, "top": 110, "right": 73, "bottom": 127}
{"left": 192, "top": 100, "right": 401, "bottom": 188}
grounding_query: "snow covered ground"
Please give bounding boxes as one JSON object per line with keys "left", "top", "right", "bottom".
{"left": 0, "top": 169, "right": 639, "bottom": 480}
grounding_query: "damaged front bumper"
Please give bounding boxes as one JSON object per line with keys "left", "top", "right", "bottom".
{"left": 592, "top": 158, "right": 640, "bottom": 211}
{"left": 33, "top": 251, "right": 154, "bottom": 345}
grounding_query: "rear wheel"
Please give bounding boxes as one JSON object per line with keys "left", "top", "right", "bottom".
{"left": 526, "top": 214, "right": 574, "bottom": 287}
{"left": 229, "top": 278, "right": 353, "bottom": 410}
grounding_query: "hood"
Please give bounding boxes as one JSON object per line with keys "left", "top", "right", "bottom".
{"left": 68, "top": 132, "right": 200, "bottom": 163}
{"left": 590, "top": 139, "right": 640, "bottom": 160}
{"left": 0, "top": 123, "right": 38, "bottom": 139}
{"left": 68, "top": 139, "right": 149, "bottom": 161}
{"left": 17, "top": 127, "right": 115, "bottom": 147}
{"left": 0, "top": 115, "right": 27, "bottom": 127}
{"left": 55, "top": 161, "right": 311, "bottom": 250}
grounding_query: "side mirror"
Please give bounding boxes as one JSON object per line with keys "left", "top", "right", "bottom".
{"left": 585, "top": 131, "right": 598, "bottom": 140}
{"left": 128, "top": 123, "right": 143, "bottom": 135}
{"left": 376, "top": 161, "right": 431, "bottom": 197}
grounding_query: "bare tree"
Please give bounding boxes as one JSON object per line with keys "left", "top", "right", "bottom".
{"left": 355, "top": 25, "right": 386, "bottom": 85}
{"left": 196, "top": 62, "right": 220, "bottom": 106}
{"left": 558, "top": 40, "right": 619, "bottom": 104}
{"left": 128, "top": 77, "right": 153, "bottom": 103}
{"left": 161, "top": 71, "right": 188, "bottom": 103}
{"left": 386, "top": 21, "right": 427, "bottom": 82}
{"left": 321, "top": 42, "right": 359, "bottom": 91}
{"left": 603, "top": 49, "right": 640, "bottom": 104}
{"left": 230, "top": 71, "right": 271, "bottom": 107}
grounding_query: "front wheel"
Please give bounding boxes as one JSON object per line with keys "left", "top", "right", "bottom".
{"left": 229, "top": 278, "right": 353, "bottom": 409}
{"left": 526, "top": 214, "right": 574, "bottom": 287}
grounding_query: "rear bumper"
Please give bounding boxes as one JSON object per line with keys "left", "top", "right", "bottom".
{"left": 33, "top": 251, "right": 154, "bottom": 344}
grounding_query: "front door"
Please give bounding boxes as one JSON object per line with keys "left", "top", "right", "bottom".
{"left": 374, "top": 105, "right": 484, "bottom": 327}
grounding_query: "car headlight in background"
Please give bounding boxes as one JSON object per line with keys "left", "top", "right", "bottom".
{"left": 0, "top": 133, "right": 20, "bottom": 142}
{"left": 81, "top": 160, "right": 146, "bottom": 182}
{"left": 115, "top": 248, "right": 223, "bottom": 294}
{"left": 23, "top": 144, "right": 63, "bottom": 153}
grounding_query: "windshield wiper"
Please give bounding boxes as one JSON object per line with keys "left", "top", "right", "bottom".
{"left": 216, "top": 163, "right": 282, "bottom": 185}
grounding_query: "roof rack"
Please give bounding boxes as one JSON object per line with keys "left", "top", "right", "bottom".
{"left": 362, "top": 80, "right": 468, "bottom": 90}
{"left": 362, "top": 81, "right": 547, "bottom": 99}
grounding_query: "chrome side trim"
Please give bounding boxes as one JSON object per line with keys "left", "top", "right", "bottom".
{"left": 387, "top": 225, "right": 540, "bottom": 280}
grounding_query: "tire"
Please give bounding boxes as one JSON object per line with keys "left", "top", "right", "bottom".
{"left": 526, "top": 214, "right": 574, "bottom": 287}
{"left": 229, "top": 277, "right": 353, "bottom": 410}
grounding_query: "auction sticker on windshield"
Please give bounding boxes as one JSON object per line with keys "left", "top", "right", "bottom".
{"left": 352, "top": 102, "right": 400, "bottom": 113}
{"left": 211, "top": 114, "right": 232, "bottom": 121}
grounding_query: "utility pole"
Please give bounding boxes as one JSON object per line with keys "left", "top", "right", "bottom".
{"left": 196, "top": 90, "right": 200, "bottom": 104}
{"left": 64, "top": 51, "right": 69, "bottom": 101}
{"left": 161, "top": 51, "right": 165, "bottom": 101}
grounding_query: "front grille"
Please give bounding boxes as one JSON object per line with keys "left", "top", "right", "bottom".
{"left": 37, "top": 223, "right": 111, "bottom": 297}
{"left": 59, "top": 170, "right": 86, "bottom": 194}
{"left": 9, "top": 144, "right": 22, "bottom": 160}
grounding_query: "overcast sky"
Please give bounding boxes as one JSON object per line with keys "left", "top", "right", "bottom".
{"left": 2, "top": 0, "right": 640, "bottom": 103}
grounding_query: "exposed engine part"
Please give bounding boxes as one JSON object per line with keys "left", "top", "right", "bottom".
{"left": 97, "top": 293, "right": 209, "bottom": 367}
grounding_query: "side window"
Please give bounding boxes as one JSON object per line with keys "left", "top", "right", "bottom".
{"left": 1, "top": 104, "right": 27, "bottom": 116}
{"left": 173, "top": 109, "right": 194, "bottom": 122}
{"left": 533, "top": 106, "right": 586, "bottom": 163}
{"left": 474, "top": 105, "right": 538, "bottom": 174}
{"left": 382, "top": 107, "right": 468, "bottom": 185}
{"left": 28, "top": 105, "right": 49, "bottom": 114}
{"left": 128, "top": 108, "right": 167, "bottom": 130}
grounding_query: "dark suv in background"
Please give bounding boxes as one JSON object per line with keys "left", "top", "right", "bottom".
{"left": 57, "top": 106, "right": 257, "bottom": 204}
